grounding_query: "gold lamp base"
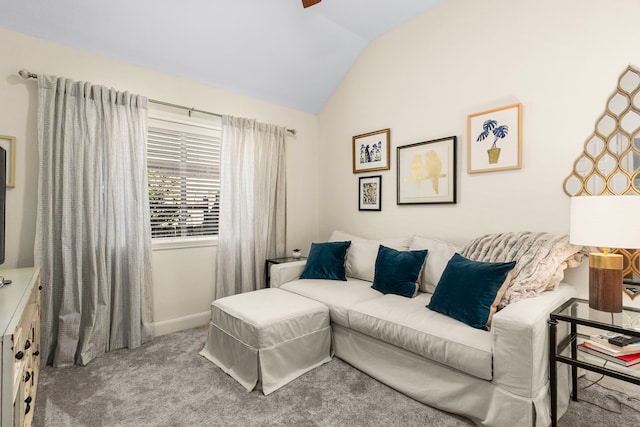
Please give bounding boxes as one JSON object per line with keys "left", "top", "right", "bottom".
{"left": 588, "top": 252, "right": 623, "bottom": 313}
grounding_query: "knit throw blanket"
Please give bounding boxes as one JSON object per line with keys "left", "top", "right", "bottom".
{"left": 461, "top": 232, "right": 588, "bottom": 308}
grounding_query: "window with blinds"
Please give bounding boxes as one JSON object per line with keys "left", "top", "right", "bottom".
{"left": 147, "top": 116, "right": 221, "bottom": 241}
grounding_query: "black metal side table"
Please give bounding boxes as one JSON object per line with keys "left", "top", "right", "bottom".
{"left": 264, "top": 256, "right": 306, "bottom": 287}
{"left": 548, "top": 297, "right": 640, "bottom": 426}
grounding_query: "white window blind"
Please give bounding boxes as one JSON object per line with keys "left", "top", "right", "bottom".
{"left": 147, "top": 116, "right": 221, "bottom": 240}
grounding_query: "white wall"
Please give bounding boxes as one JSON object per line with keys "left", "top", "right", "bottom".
{"left": 317, "top": 0, "right": 640, "bottom": 302}
{"left": 0, "top": 28, "right": 320, "bottom": 333}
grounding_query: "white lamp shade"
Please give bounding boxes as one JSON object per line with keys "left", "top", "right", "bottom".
{"left": 570, "top": 195, "right": 640, "bottom": 249}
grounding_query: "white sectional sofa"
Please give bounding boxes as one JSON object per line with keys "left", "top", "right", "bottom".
{"left": 269, "top": 231, "right": 585, "bottom": 427}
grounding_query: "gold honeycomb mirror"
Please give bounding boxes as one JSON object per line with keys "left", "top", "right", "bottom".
{"left": 563, "top": 65, "right": 640, "bottom": 298}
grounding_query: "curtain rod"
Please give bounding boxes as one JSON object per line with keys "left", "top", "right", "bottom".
{"left": 18, "top": 69, "right": 296, "bottom": 136}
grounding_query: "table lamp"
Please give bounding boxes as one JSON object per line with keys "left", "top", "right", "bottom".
{"left": 570, "top": 195, "right": 640, "bottom": 312}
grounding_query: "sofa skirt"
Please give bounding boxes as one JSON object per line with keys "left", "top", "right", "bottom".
{"left": 332, "top": 323, "right": 571, "bottom": 427}
{"left": 200, "top": 321, "right": 331, "bottom": 395}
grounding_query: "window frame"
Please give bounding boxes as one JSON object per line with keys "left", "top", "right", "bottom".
{"left": 147, "top": 111, "right": 221, "bottom": 250}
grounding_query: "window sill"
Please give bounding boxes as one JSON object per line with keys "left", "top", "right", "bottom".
{"left": 152, "top": 236, "right": 218, "bottom": 251}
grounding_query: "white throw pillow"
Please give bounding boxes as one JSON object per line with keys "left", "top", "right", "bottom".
{"left": 409, "top": 235, "right": 459, "bottom": 294}
{"left": 329, "top": 230, "right": 412, "bottom": 282}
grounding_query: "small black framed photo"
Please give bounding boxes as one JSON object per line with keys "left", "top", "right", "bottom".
{"left": 358, "top": 175, "right": 381, "bottom": 211}
{"left": 397, "top": 136, "right": 457, "bottom": 205}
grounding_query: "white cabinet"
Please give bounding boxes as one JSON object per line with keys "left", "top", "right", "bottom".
{"left": 0, "top": 268, "right": 41, "bottom": 427}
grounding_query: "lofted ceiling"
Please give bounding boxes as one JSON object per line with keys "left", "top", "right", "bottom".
{"left": 0, "top": 0, "right": 443, "bottom": 113}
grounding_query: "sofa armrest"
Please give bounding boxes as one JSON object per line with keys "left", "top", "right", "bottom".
{"left": 270, "top": 260, "right": 306, "bottom": 288}
{"left": 491, "top": 283, "right": 577, "bottom": 398}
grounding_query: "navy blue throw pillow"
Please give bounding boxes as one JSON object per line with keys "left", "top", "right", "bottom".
{"left": 300, "top": 241, "right": 351, "bottom": 281}
{"left": 427, "top": 253, "right": 516, "bottom": 330}
{"left": 371, "top": 245, "right": 428, "bottom": 298}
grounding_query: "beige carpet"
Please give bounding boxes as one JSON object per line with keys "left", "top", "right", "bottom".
{"left": 33, "top": 326, "right": 640, "bottom": 426}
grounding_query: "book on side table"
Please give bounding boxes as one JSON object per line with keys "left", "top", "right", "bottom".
{"left": 578, "top": 342, "right": 640, "bottom": 367}
{"left": 588, "top": 332, "right": 640, "bottom": 355}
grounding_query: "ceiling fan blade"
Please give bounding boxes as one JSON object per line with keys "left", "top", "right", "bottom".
{"left": 302, "top": 0, "right": 321, "bottom": 8}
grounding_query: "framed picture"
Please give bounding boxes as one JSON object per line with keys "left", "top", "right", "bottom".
{"left": 397, "top": 136, "right": 456, "bottom": 205}
{"left": 0, "top": 135, "right": 16, "bottom": 188}
{"left": 358, "top": 175, "right": 381, "bottom": 211}
{"left": 467, "top": 103, "right": 522, "bottom": 173}
{"left": 353, "top": 128, "right": 390, "bottom": 173}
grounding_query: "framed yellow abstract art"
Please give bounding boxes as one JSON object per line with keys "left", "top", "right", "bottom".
{"left": 397, "top": 136, "right": 457, "bottom": 205}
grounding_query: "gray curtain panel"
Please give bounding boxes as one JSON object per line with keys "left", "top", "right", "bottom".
{"left": 35, "top": 75, "right": 154, "bottom": 367}
{"left": 215, "top": 116, "right": 287, "bottom": 299}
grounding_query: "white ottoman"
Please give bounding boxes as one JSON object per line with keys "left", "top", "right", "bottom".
{"left": 199, "top": 288, "right": 331, "bottom": 395}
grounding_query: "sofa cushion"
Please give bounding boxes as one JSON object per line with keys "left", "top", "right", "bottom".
{"left": 329, "top": 230, "right": 412, "bottom": 281}
{"left": 428, "top": 254, "right": 516, "bottom": 330}
{"left": 280, "top": 278, "right": 383, "bottom": 328}
{"left": 300, "top": 241, "right": 351, "bottom": 281}
{"left": 348, "top": 292, "right": 493, "bottom": 380}
{"left": 409, "top": 235, "right": 459, "bottom": 294}
{"left": 371, "top": 245, "right": 427, "bottom": 298}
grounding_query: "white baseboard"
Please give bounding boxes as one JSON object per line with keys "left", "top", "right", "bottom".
{"left": 154, "top": 311, "right": 210, "bottom": 336}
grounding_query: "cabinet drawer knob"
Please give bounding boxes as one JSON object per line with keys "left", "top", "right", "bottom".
{"left": 15, "top": 351, "right": 24, "bottom": 360}
{"left": 24, "top": 371, "right": 31, "bottom": 382}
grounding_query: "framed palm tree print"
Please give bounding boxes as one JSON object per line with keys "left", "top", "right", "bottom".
{"left": 467, "top": 103, "right": 522, "bottom": 173}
